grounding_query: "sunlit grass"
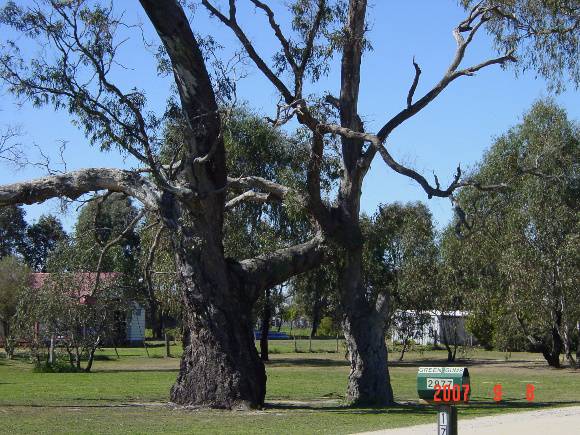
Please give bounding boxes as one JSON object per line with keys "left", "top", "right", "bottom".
{"left": 0, "top": 343, "right": 578, "bottom": 434}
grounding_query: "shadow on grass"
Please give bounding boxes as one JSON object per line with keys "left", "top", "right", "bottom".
{"left": 388, "top": 358, "right": 549, "bottom": 369}
{"left": 267, "top": 358, "right": 348, "bottom": 368}
{"left": 266, "top": 399, "right": 580, "bottom": 415}
{"left": 93, "top": 368, "right": 178, "bottom": 373}
{"left": 0, "top": 401, "right": 167, "bottom": 409}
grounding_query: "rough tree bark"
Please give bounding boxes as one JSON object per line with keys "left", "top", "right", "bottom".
{"left": 576, "top": 321, "right": 580, "bottom": 369}
{"left": 260, "top": 288, "right": 272, "bottom": 362}
{"left": 340, "top": 248, "right": 394, "bottom": 405}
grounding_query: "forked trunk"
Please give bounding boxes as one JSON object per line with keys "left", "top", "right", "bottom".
{"left": 166, "top": 206, "right": 266, "bottom": 409}
{"left": 542, "top": 326, "right": 563, "bottom": 368}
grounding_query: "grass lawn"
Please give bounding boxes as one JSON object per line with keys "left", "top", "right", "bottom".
{"left": 1, "top": 341, "right": 579, "bottom": 434}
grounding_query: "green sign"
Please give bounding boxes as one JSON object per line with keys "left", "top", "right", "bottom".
{"left": 417, "top": 367, "right": 470, "bottom": 403}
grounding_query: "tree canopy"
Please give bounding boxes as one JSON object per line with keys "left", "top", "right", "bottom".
{"left": 443, "top": 99, "right": 579, "bottom": 366}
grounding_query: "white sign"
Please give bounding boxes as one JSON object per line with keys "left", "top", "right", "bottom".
{"left": 418, "top": 367, "right": 464, "bottom": 374}
{"left": 426, "top": 378, "right": 454, "bottom": 389}
{"left": 438, "top": 409, "right": 449, "bottom": 435}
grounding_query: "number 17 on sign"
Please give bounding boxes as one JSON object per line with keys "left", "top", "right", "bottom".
{"left": 438, "top": 405, "right": 457, "bottom": 435}
{"left": 439, "top": 410, "right": 448, "bottom": 435}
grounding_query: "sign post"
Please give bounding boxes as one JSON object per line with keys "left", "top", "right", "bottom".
{"left": 437, "top": 404, "right": 458, "bottom": 435}
{"left": 416, "top": 367, "right": 469, "bottom": 435}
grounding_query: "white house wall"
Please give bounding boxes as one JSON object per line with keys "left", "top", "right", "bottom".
{"left": 125, "top": 303, "right": 146, "bottom": 343}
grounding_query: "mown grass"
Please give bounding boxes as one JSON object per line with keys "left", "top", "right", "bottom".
{"left": 1, "top": 342, "right": 579, "bottom": 434}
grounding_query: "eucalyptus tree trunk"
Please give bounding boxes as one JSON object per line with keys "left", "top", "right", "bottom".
{"left": 340, "top": 249, "right": 394, "bottom": 406}
{"left": 576, "top": 321, "right": 580, "bottom": 369}
{"left": 542, "top": 326, "right": 563, "bottom": 368}
{"left": 157, "top": 192, "right": 266, "bottom": 408}
{"left": 562, "top": 322, "right": 575, "bottom": 366}
{"left": 260, "top": 288, "right": 272, "bottom": 362}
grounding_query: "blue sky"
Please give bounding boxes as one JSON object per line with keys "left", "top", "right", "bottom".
{"left": 0, "top": 0, "right": 578, "bottom": 232}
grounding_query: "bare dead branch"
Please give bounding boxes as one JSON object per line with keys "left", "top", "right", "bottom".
{"left": 375, "top": 141, "right": 508, "bottom": 198}
{"left": 376, "top": 6, "right": 516, "bottom": 142}
{"left": 249, "top": 0, "right": 299, "bottom": 75}
{"left": 225, "top": 190, "right": 272, "bottom": 210}
{"left": 406, "top": 58, "right": 421, "bottom": 109}
{"left": 202, "top": 0, "right": 295, "bottom": 103}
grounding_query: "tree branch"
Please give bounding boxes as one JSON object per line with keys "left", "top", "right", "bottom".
{"left": 232, "top": 233, "right": 327, "bottom": 302}
{"left": 225, "top": 190, "right": 273, "bottom": 210}
{"left": 249, "top": 0, "right": 299, "bottom": 75}
{"left": 92, "top": 209, "right": 146, "bottom": 295}
{"left": 202, "top": 0, "right": 295, "bottom": 103}
{"left": 407, "top": 57, "right": 421, "bottom": 108}
{"left": 0, "top": 168, "right": 161, "bottom": 208}
{"left": 376, "top": 6, "right": 515, "bottom": 142}
{"left": 227, "top": 175, "right": 297, "bottom": 202}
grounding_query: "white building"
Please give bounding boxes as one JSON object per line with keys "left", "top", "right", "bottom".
{"left": 390, "top": 310, "right": 475, "bottom": 346}
{"left": 125, "top": 302, "right": 146, "bottom": 344}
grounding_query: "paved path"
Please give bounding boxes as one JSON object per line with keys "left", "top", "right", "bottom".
{"left": 354, "top": 406, "right": 580, "bottom": 435}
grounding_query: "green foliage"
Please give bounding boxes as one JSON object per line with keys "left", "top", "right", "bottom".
{"left": 0, "top": 256, "right": 29, "bottom": 357}
{"left": 462, "top": 0, "right": 580, "bottom": 91}
{"left": 318, "top": 316, "right": 340, "bottom": 336}
{"left": 48, "top": 194, "right": 142, "bottom": 301}
{"left": 23, "top": 214, "right": 67, "bottom": 272}
{"left": 32, "top": 360, "right": 84, "bottom": 373}
{"left": 223, "top": 108, "right": 336, "bottom": 260}
{"left": 0, "top": 205, "right": 27, "bottom": 259}
{"left": 291, "top": 262, "right": 339, "bottom": 335}
{"left": 15, "top": 273, "right": 131, "bottom": 372}
{"left": 444, "top": 99, "right": 579, "bottom": 361}
{"left": 0, "top": 1, "right": 157, "bottom": 156}
{"left": 363, "top": 202, "right": 438, "bottom": 316}
{"left": 465, "top": 312, "right": 495, "bottom": 350}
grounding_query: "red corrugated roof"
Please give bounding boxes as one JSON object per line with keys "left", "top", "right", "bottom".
{"left": 29, "top": 272, "right": 120, "bottom": 303}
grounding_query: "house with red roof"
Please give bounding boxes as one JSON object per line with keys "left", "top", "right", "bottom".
{"left": 28, "top": 272, "right": 145, "bottom": 344}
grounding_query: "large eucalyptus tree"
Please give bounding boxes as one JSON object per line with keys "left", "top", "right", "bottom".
{"left": 0, "top": 0, "right": 326, "bottom": 409}
{"left": 199, "top": 0, "right": 579, "bottom": 405}
{"left": 0, "top": 0, "right": 577, "bottom": 408}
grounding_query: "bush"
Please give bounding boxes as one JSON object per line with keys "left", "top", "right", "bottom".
{"left": 33, "top": 361, "right": 83, "bottom": 373}
{"left": 318, "top": 317, "right": 339, "bottom": 337}
{"left": 164, "top": 327, "right": 182, "bottom": 342}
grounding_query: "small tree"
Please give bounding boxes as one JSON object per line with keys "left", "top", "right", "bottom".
{"left": 0, "top": 256, "right": 29, "bottom": 358}
{"left": 392, "top": 310, "right": 431, "bottom": 361}
{"left": 16, "top": 273, "right": 130, "bottom": 372}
